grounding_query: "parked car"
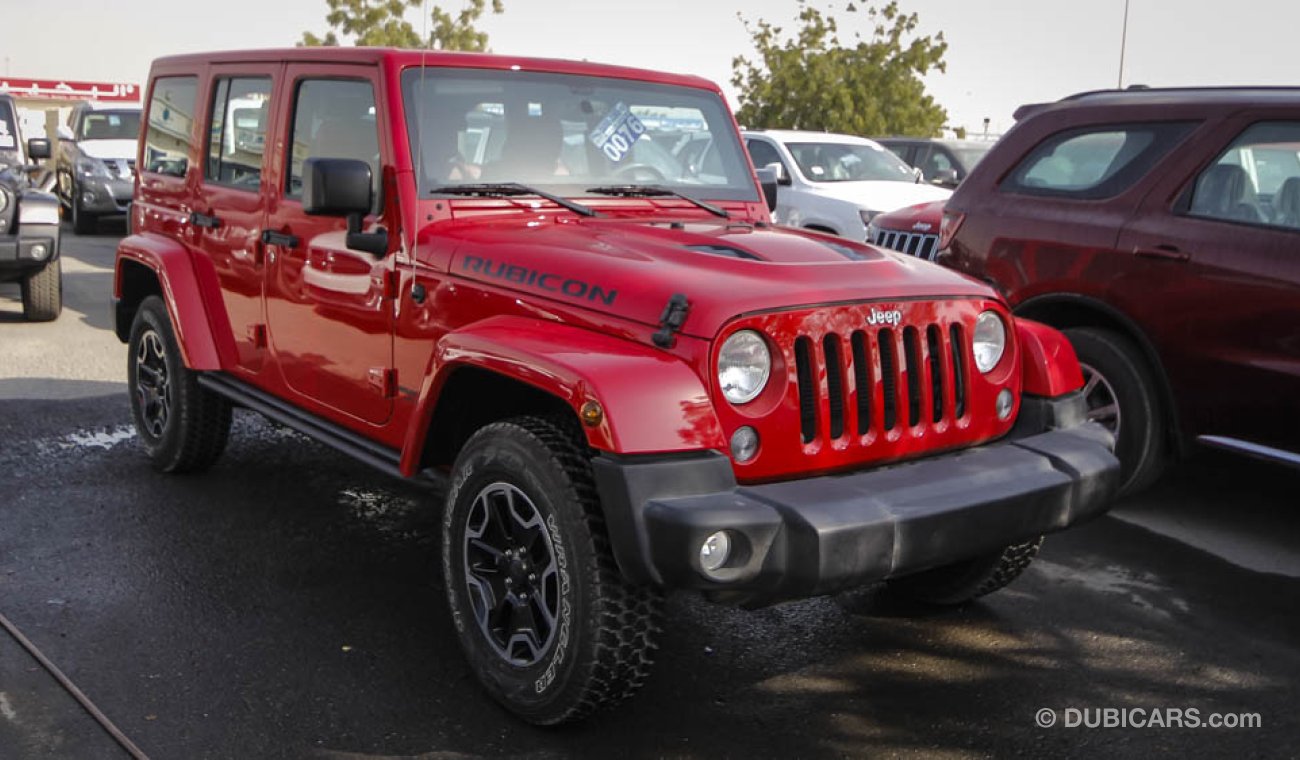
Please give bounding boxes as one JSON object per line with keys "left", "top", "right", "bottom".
{"left": 742, "top": 129, "right": 951, "bottom": 241}
{"left": 55, "top": 101, "right": 142, "bottom": 234}
{"left": 867, "top": 199, "right": 946, "bottom": 260}
{"left": 0, "top": 95, "right": 62, "bottom": 320}
{"left": 114, "top": 47, "right": 1118, "bottom": 725}
{"left": 943, "top": 86, "right": 1300, "bottom": 494}
{"left": 876, "top": 137, "right": 995, "bottom": 188}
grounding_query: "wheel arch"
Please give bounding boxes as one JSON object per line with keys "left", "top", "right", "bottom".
{"left": 1013, "top": 293, "right": 1185, "bottom": 452}
{"left": 114, "top": 233, "right": 229, "bottom": 369}
{"left": 400, "top": 315, "right": 727, "bottom": 476}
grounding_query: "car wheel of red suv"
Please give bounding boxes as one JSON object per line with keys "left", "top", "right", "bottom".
{"left": 1064, "top": 327, "right": 1166, "bottom": 496}
{"left": 442, "top": 415, "right": 663, "bottom": 725}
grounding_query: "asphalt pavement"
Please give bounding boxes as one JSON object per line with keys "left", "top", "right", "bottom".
{"left": 1, "top": 226, "right": 1297, "bottom": 759}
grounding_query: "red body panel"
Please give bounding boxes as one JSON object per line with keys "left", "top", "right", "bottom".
{"left": 873, "top": 200, "right": 945, "bottom": 233}
{"left": 1015, "top": 318, "right": 1084, "bottom": 397}
{"left": 117, "top": 47, "right": 1085, "bottom": 483}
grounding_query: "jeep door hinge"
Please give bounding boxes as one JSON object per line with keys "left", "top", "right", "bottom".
{"left": 652, "top": 293, "right": 690, "bottom": 348}
{"left": 383, "top": 270, "right": 401, "bottom": 300}
{"left": 368, "top": 367, "right": 398, "bottom": 398}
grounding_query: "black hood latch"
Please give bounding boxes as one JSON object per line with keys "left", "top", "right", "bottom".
{"left": 652, "top": 293, "right": 690, "bottom": 348}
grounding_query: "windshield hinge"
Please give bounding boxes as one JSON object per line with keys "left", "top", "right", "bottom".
{"left": 652, "top": 293, "right": 690, "bottom": 348}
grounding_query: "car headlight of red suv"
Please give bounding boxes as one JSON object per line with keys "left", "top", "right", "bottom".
{"left": 973, "top": 310, "right": 1007, "bottom": 373}
{"left": 718, "top": 330, "right": 772, "bottom": 404}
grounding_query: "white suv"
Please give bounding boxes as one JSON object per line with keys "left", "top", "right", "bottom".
{"left": 744, "top": 129, "right": 951, "bottom": 241}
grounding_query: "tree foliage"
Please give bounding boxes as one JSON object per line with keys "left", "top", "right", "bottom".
{"left": 732, "top": 1, "right": 949, "bottom": 137}
{"left": 300, "top": 0, "right": 504, "bottom": 51}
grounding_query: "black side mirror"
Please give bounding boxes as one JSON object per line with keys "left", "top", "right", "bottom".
{"left": 755, "top": 167, "right": 779, "bottom": 212}
{"left": 302, "top": 157, "right": 388, "bottom": 256}
{"left": 27, "top": 138, "right": 51, "bottom": 161}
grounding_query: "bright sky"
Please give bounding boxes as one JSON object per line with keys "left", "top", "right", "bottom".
{"left": 4, "top": 0, "right": 1298, "bottom": 135}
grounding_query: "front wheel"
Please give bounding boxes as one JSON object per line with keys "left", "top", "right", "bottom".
{"left": 127, "top": 296, "right": 232, "bottom": 473}
{"left": 20, "top": 259, "right": 61, "bottom": 321}
{"left": 71, "top": 190, "right": 97, "bottom": 235}
{"left": 885, "top": 537, "right": 1044, "bottom": 606}
{"left": 442, "top": 416, "right": 662, "bottom": 725}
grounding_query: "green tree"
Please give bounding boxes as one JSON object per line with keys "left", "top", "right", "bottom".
{"left": 300, "top": 0, "right": 504, "bottom": 51}
{"left": 732, "top": 1, "right": 948, "bottom": 137}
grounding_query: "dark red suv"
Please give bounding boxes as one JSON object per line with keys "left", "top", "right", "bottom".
{"left": 943, "top": 87, "right": 1300, "bottom": 493}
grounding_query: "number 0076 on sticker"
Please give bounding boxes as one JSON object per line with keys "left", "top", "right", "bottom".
{"left": 589, "top": 103, "right": 647, "bottom": 163}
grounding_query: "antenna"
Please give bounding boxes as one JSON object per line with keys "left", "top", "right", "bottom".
{"left": 1117, "top": 0, "right": 1130, "bottom": 89}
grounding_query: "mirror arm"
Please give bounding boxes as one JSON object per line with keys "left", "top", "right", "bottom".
{"left": 345, "top": 212, "right": 389, "bottom": 257}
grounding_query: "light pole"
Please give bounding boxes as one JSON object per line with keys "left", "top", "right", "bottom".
{"left": 1117, "top": 0, "right": 1131, "bottom": 88}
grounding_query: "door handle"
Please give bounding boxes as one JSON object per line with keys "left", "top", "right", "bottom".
{"left": 1133, "top": 244, "right": 1189, "bottom": 262}
{"left": 189, "top": 211, "right": 222, "bottom": 229}
{"left": 260, "top": 229, "right": 301, "bottom": 249}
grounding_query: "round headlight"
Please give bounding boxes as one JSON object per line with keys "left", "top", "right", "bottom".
{"left": 718, "top": 330, "right": 771, "bottom": 405}
{"left": 0, "top": 189, "right": 10, "bottom": 214}
{"left": 972, "top": 311, "right": 1007, "bottom": 373}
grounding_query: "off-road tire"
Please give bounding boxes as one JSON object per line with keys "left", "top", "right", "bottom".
{"left": 127, "top": 296, "right": 232, "bottom": 473}
{"left": 442, "top": 416, "right": 663, "bottom": 725}
{"left": 71, "top": 191, "right": 96, "bottom": 235}
{"left": 20, "top": 259, "right": 62, "bottom": 321}
{"left": 1064, "top": 327, "right": 1166, "bottom": 496}
{"left": 885, "top": 536, "right": 1044, "bottom": 606}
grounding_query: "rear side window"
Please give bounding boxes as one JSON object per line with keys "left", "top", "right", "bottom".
{"left": 205, "top": 77, "right": 273, "bottom": 190}
{"left": 1002, "top": 122, "right": 1196, "bottom": 199}
{"left": 1187, "top": 121, "right": 1300, "bottom": 231}
{"left": 287, "top": 79, "right": 379, "bottom": 200}
{"left": 745, "top": 139, "right": 783, "bottom": 171}
{"left": 144, "top": 76, "right": 198, "bottom": 177}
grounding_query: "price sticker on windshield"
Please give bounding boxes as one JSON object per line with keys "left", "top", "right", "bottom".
{"left": 589, "top": 103, "right": 646, "bottom": 163}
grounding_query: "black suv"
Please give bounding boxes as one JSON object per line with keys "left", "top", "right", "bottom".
{"left": 0, "top": 94, "right": 62, "bottom": 321}
{"left": 876, "top": 137, "right": 994, "bottom": 188}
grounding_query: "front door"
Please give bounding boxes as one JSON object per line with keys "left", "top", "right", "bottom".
{"left": 263, "top": 64, "right": 396, "bottom": 426}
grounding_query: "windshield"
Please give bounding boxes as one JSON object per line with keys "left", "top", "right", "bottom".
{"left": 401, "top": 67, "right": 758, "bottom": 201}
{"left": 786, "top": 141, "right": 917, "bottom": 183}
{"left": 78, "top": 110, "right": 141, "bottom": 140}
{"left": 0, "top": 103, "right": 18, "bottom": 160}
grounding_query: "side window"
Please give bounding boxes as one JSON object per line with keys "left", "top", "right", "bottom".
{"left": 205, "top": 77, "right": 273, "bottom": 190}
{"left": 1003, "top": 122, "right": 1196, "bottom": 199}
{"left": 287, "top": 79, "right": 379, "bottom": 201}
{"left": 921, "top": 148, "right": 954, "bottom": 177}
{"left": 1187, "top": 121, "right": 1300, "bottom": 231}
{"left": 745, "top": 139, "right": 783, "bottom": 171}
{"left": 144, "top": 76, "right": 198, "bottom": 177}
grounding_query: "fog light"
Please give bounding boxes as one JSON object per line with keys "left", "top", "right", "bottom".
{"left": 699, "top": 531, "right": 732, "bottom": 574}
{"left": 82, "top": 191, "right": 96, "bottom": 205}
{"left": 30, "top": 243, "right": 49, "bottom": 261}
{"left": 730, "top": 426, "right": 759, "bottom": 463}
{"left": 996, "top": 389, "right": 1014, "bottom": 420}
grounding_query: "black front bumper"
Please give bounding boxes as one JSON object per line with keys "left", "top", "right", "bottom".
{"left": 0, "top": 234, "right": 59, "bottom": 280}
{"left": 593, "top": 394, "right": 1119, "bottom": 605}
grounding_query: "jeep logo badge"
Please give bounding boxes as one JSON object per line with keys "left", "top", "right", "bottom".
{"left": 912, "top": 221, "right": 933, "bottom": 232}
{"left": 866, "top": 308, "right": 903, "bottom": 326}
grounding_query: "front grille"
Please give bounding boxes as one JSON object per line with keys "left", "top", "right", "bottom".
{"left": 793, "top": 317, "right": 969, "bottom": 447}
{"left": 871, "top": 229, "right": 940, "bottom": 261}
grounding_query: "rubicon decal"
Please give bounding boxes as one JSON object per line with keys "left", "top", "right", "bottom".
{"left": 866, "top": 308, "right": 903, "bottom": 326}
{"left": 462, "top": 255, "right": 618, "bottom": 306}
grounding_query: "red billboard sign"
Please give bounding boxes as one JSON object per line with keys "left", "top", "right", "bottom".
{"left": 0, "top": 78, "right": 140, "bottom": 102}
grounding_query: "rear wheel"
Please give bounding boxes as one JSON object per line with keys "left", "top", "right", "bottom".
{"left": 442, "top": 416, "right": 662, "bottom": 725}
{"left": 1063, "top": 327, "right": 1166, "bottom": 495}
{"left": 20, "top": 259, "right": 61, "bottom": 321}
{"left": 127, "top": 296, "right": 232, "bottom": 473}
{"left": 885, "top": 537, "right": 1044, "bottom": 606}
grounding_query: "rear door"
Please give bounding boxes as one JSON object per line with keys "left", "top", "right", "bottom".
{"left": 263, "top": 63, "right": 396, "bottom": 426}
{"left": 1117, "top": 111, "right": 1300, "bottom": 448}
{"left": 194, "top": 64, "right": 280, "bottom": 374}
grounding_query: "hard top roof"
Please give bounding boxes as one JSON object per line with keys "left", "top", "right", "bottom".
{"left": 149, "top": 47, "right": 721, "bottom": 93}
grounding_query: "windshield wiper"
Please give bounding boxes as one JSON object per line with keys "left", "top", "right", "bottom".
{"left": 428, "top": 182, "right": 599, "bottom": 217}
{"left": 585, "top": 185, "right": 730, "bottom": 219}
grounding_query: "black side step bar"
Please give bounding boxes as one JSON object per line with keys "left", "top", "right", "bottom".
{"left": 197, "top": 373, "right": 443, "bottom": 487}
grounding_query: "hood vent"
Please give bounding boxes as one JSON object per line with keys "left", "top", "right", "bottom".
{"left": 819, "top": 240, "right": 870, "bottom": 261}
{"left": 682, "top": 244, "right": 762, "bottom": 261}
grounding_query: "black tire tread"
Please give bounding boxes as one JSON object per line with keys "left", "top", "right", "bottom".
{"left": 1064, "top": 326, "right": 1166, "bottom": 495}
{"left": 886, "top": 536, "right": 1044, "bottom": 606}
{"left": 131, "top": 296, "right": 232, "bottom": 473}
{"left": 20, "top": 259, "right": 61, "bottom": 321}
{"left": 459, "top": 416, "right": 663, "bottom": 724}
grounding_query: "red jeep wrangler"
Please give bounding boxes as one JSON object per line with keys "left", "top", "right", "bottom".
{"left": 113, "top": 48, "right": 1118, "bottom": 724}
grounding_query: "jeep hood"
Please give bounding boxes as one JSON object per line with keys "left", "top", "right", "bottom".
{"left": 78, "top": 139, "right": 137, "bottom": 161}
{"left": 806, "top": 180, "right": 951, "bottom": 212}
{"left": 437, "top": 215, "right": 995, "bottom": 339}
